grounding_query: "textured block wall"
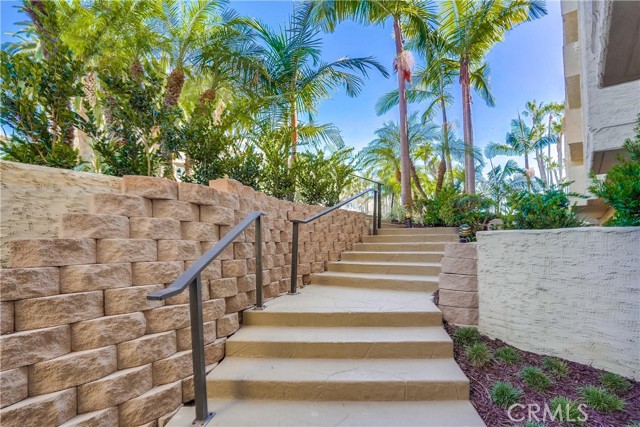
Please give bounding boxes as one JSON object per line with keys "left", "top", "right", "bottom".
{"left": 439, "top": 243, "right": 478, "bottom": 326}
{"left": 477, "top": 228, "right": 640, "bottom": 380}
{"left": 0, "top": 173, "right": 370, "bottom": 427}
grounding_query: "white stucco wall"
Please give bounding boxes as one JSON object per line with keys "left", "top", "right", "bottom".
{"left": 477, "top": 228, "right": 640, "bottom": 379}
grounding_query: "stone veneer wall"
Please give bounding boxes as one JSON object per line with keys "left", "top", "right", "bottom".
{"left": 438, "top": 243, "right": 478, "bottom": 326}
{"left": 0, "top": 172, "right": 369, "bottom": 427}
{"left": 477, "top": 228, "right": 640, "bottom": 380}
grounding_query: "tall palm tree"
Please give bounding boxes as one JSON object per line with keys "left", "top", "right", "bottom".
{"left": 243, "top": 2, "right": 388, "bottom": 164}
{"left": 310, "top": 0, "right": 436, "bottom": 208}
{"left": 439, "top": 0, "right": 547, "bottom": 193}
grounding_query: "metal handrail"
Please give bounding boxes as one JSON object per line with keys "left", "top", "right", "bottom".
{"left": 147, "top": 210, "right": 265, "bottom": 426}
{"left": 350, "top": 174, "right": 382, "bottom": 230}
{"left": 289, "top": 188, "right": 379, "bottom": 294}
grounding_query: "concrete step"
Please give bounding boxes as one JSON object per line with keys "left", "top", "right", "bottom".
{"left": 341, "top": 251, "right": 444, "bottom": 263}
{"left": 311, "top": 271, "right": 439, "bottom": 292}
{"left": 206, "top": 358, "right": 470, "bottom": 401}
{"left": 167, "top": 399, "right": 486, "bottom": 426}
{"left": 353, "top": 242, "right": 446, "bottom": 252}
{"left": 327, "top": 261, "right": 441, "bottom": 276}
{"left": 226, "top": 326, "right": 453, "bottom": 359}
{"left": 363, "top": 234, "right": 459, "bottom": 243}
{"left": 378, "top": 227, "right": 459, "bottom": 235}
{"left": 243, "top": 285, "right": 441, "bottom": 327}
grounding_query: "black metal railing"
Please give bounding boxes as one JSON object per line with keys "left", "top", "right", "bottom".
{"left": 350, "top": 174, "right": 383, "bottom": 230}
{"left": 289, "top": 187, "right": 380, "bottom": 294}
{"left": 147, "top": 211, "right": 265, "bottom": 425}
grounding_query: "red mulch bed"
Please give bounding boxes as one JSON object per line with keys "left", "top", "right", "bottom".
{"left": 443, "top": 323, "right": 640, "bottom": 427}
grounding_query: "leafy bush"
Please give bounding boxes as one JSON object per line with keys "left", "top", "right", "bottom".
{"left": 549, "top": 396, "right": 585, "bottom": 424}
{"left": 453, "top": 327, "right": 480, "bottom": 346}
{"left": 490, "top": 381, "right": 523, "bottom": 408}
{"left": 503, "top": 184, "right": 586, "bottom": 229}
{"left": 521, "top": 366, "right": 552, "bottom": 391}
{"left": 420, "top": 186, "right": 492, "bottom": 234}
{"left": 542, "top": 357, "right": 569, "bottom": 378}
{"left": 599, "top": 372, "right": 632, "bottom": 394}
{"left": 466, "top": 343, "right": 491, "bottom": 367}
{"left": 588, "top": 117, "right": 640, "bottom": 226}
{"left": 495, "top": 346, "right": 521, "bottom": 364}
{"left": 295, "top": 149, "right": 355, "bottom": 206}
{"left": 579, "top": 385, "right": 626, "bottom": 413}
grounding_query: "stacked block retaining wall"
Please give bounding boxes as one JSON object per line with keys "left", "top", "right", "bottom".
{"left": 438, "top": 243, "right": 478, "bottom": 326}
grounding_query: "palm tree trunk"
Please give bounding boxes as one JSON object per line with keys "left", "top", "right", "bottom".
{"left": 460, "top": 57, "right": 475, "bottom": 194}
{"left": 410, "top": 160, "right": 428, "bottom": 199}
{"left": 536, "top": 147, "right": 547, "bottom": 185}
{"left": 557, "top": 131, "right": 563, "bottom": 182}
{"left": 393, "top": 17, "right": 412, "bottom": 208}
{"left": 435, "top": 159, "right": 446, "bottom": 195}
{"left": 524, "top": 152, "right": 531, "bottom": 191}
{"left": 290, "top": 104, "right": 298, "bottom": 166}
{"left": 440, "top": 85, "right": 452, "bottom": 186}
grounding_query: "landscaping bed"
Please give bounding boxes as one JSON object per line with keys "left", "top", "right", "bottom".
{"left": 444, "top": 324, "right": 640, "bottom": 426}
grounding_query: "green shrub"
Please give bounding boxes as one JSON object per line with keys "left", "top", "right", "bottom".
{"left": 542, "top": 357, "right": 569, "bottom": 378}
{"left": 549, "top": 396, "right": 585, "bottom": 424}
{"left": 490, "top": 381, "right": 523, "bottom": 408}
{"left": 295, "top": 149, "right": 355, "bottom": 207}
{"left": 579, "top": 385, "right": 626, "bottom": 413}
{"left": 495, "top": 346, "right": 521, "bottom": 364}
{"left": 521, "top": 367, "right": 552, "bottom": 391}
{"left": 466, "top": 343, "right": 491, "bottom": 368}
{"left": 588, "top": 115, "right": 640, "bottom": 226}
{"left": 600, "top": 372, "right": 632, "bottom": 394}
{"left": 453, "top": 327, "right": 480, "bottom": 346}
{"left": 419, "top": 185, "right": 492, "bottom": 235}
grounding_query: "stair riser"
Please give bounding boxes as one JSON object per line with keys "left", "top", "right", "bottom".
{"left": 226, "top": 341, "right": 453, "bottom": 359}
{"left": 378, "top": 228, "right": 459, "bottom": 236}
{"left": 243, "top": 311, "right": 442, "bottom": 328}
{"left": 327, "top": 263, "right": 441, "bottom": 275}
{"left": 311, "top": 275, "right": 438, "bottom": 292}
{"left": 207, "top": 380, "right": 469, "bottom": 401}
{"left": 364, "top": 235, "right": 459, "bottom": 243}
{"left": 341, "top": 252, "right": 444, "bottom": 263}
{"left": 353, "top": 243, "right": 446, "bottom": 252}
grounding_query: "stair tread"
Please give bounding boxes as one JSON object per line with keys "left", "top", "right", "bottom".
{"left": 346, "top": 251, "right": 445, "bottom": 255}
{"left": 328, "top": 261, "right": 441, "bottom": 267}
{"left": 167, "top": 399, "right": 486, "bottom": 426}
{"left": 313, "top": 271, "right": 439, "bottom": 281}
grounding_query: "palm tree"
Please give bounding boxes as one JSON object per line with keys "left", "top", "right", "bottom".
{"left": 310, "top": 0, "right": 436, "bottom": 208}
{"left": 439, "top": 0, "right": 547, "bottom": 193}
{"left": 243, "top": 2, "right": 388, "bottom": 164}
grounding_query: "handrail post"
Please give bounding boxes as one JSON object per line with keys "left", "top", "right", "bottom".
{"left": 255, "top": 215, "right": 264, "bottom": 309}
{"left": 373, "top": 190, "right": 378, "bottom": 235}
{"left": 289, "top": 221, "right": 299, "bottom": 294}
{"left": 189, "top": 274, "right": 214, "bottom": 425}
{"left": 377, "top": 182, "right": 382, "bottom": 230}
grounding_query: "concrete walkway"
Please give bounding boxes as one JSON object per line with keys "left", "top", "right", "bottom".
{"left": 169, "top": 227, "right": 485, "bottom": 426}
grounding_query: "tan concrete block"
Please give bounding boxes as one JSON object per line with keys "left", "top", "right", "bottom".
{"left": 441, "top": 257, "right": 477, "bottom": 275}
{"left": 119, "top": 382, "right": 182, "bottom": 427}
{"left": 59, "top": 214, "right": 129, "bottom": 239}
{"left": 0, "top": 325, "right": 70, "bottom": 370}
{"left": 15, "top": 291, "right": 103, "bottom": 331}
{"left": 205, "top": 338, "right": 225, "bottom": 365}
{"left": 132, "top": 261, "right": 183, "bottom": 286}
{"left": 157, "top": 240, "right": 201, "bottom": 261}
{"left": 9, "top": 239, "right": 96, "bottom": 268}
{"left": 145, "top": 304, "right": 190, "bottom": 334}
{"left": 0, "top": 301, "right": 14, "bottom": 334}
{"left": 287, "top": 211, "right": 305, "bottom": 221}
{"left": 181, "top": 222, "right": 218, "bottom": 242}
{"left": 0, "top": 267, "right": 59, "bottom": 301}
{"left": 0, "top": 367, "right": 27, "bottom": 408}
{"left": 0, "top": 388, "right": 76, "bottom": 427}
{"left": 216, "top": 313, "right": 239, "bottom": 337}
{"left": 187, "top": 259, "right": 220, "bottom": 281}
{"left": 176, "top": 321, "right": 217, "bottom": 352}
{"left": 29, "top": 345, "right": 117, "bottom": 395}
{"left": 117, "top": 331, "right": 177, "bottom": 369}
{"left": 71, "top": 312, "right": 146, "bottom": 351}
{"left": 122, "top": 176, "right": 178, "bottom": 200}
{"left": 439, "top": 273, "right": 478, "bottom": 292}
{"left": 152, "top": 350, "right": 193, "bottom": 386}
{"left": 237, "top": 274, "right": 256, "bottom": 293}
{"left": 90, "top": 193, "right": 152, "bottom": 217}
{"left": 444, "top": 242, "right": 477, "bottom": 259}
{"left": 178, "top": 182, "right": 218, "bottom": 205}
{"left": 209, "top": 278, "right": 237, "bottom": 298}
{"left": 60, "top": 263, "right": 131, "bottom": 293}
{"left": 58, "top": 407, "right": 119, "bottom": 427}
{"left": 216, "top": 191, "right": 240, "bottom": 210}
{"left": 265, "top": 282, "right": 280, "bottom": 298}
{"left": 200, "top": 205, "right": 234, "bottom": 226}
{"left": 225, "top": 293, "right": 249, "bottom": 313}
{"left": 209, "top": 178, "right": 242, "bottom": 195}
{"left": 104, "top": 285, "right": 163, "bottom": 315}
{"left": 78, "top": 364, "right": 152, "bottom": 413}
{"left": 439, "top": 289, "right": 478, "bottom": 308}
{"left": 440, "top": 306, "right": 479, "bottom": 326}
{"left": 203, "top": 298, "right": 226, "bottom": 321}
{"left": 97, "top": 239, "right": 157, "bottom": 263}
{"left": 152, "top": 200, "right": 198, "bottom": 221}
{"left": 130, "top": 218, "right": 181, "bottom": 240}
{"left": 221, "top": 259, "right": 246, "bottom": 278}
{"left": 233, "top": 242, "right": 254, "bottom": 259}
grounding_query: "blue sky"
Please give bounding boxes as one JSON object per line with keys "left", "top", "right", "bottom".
{"left": 1, "top": 0, "right": 565, "bottom": 159}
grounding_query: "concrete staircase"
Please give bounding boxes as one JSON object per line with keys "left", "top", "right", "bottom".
{"left": 168, "top": 227, "right": 484, "bottom": 426}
